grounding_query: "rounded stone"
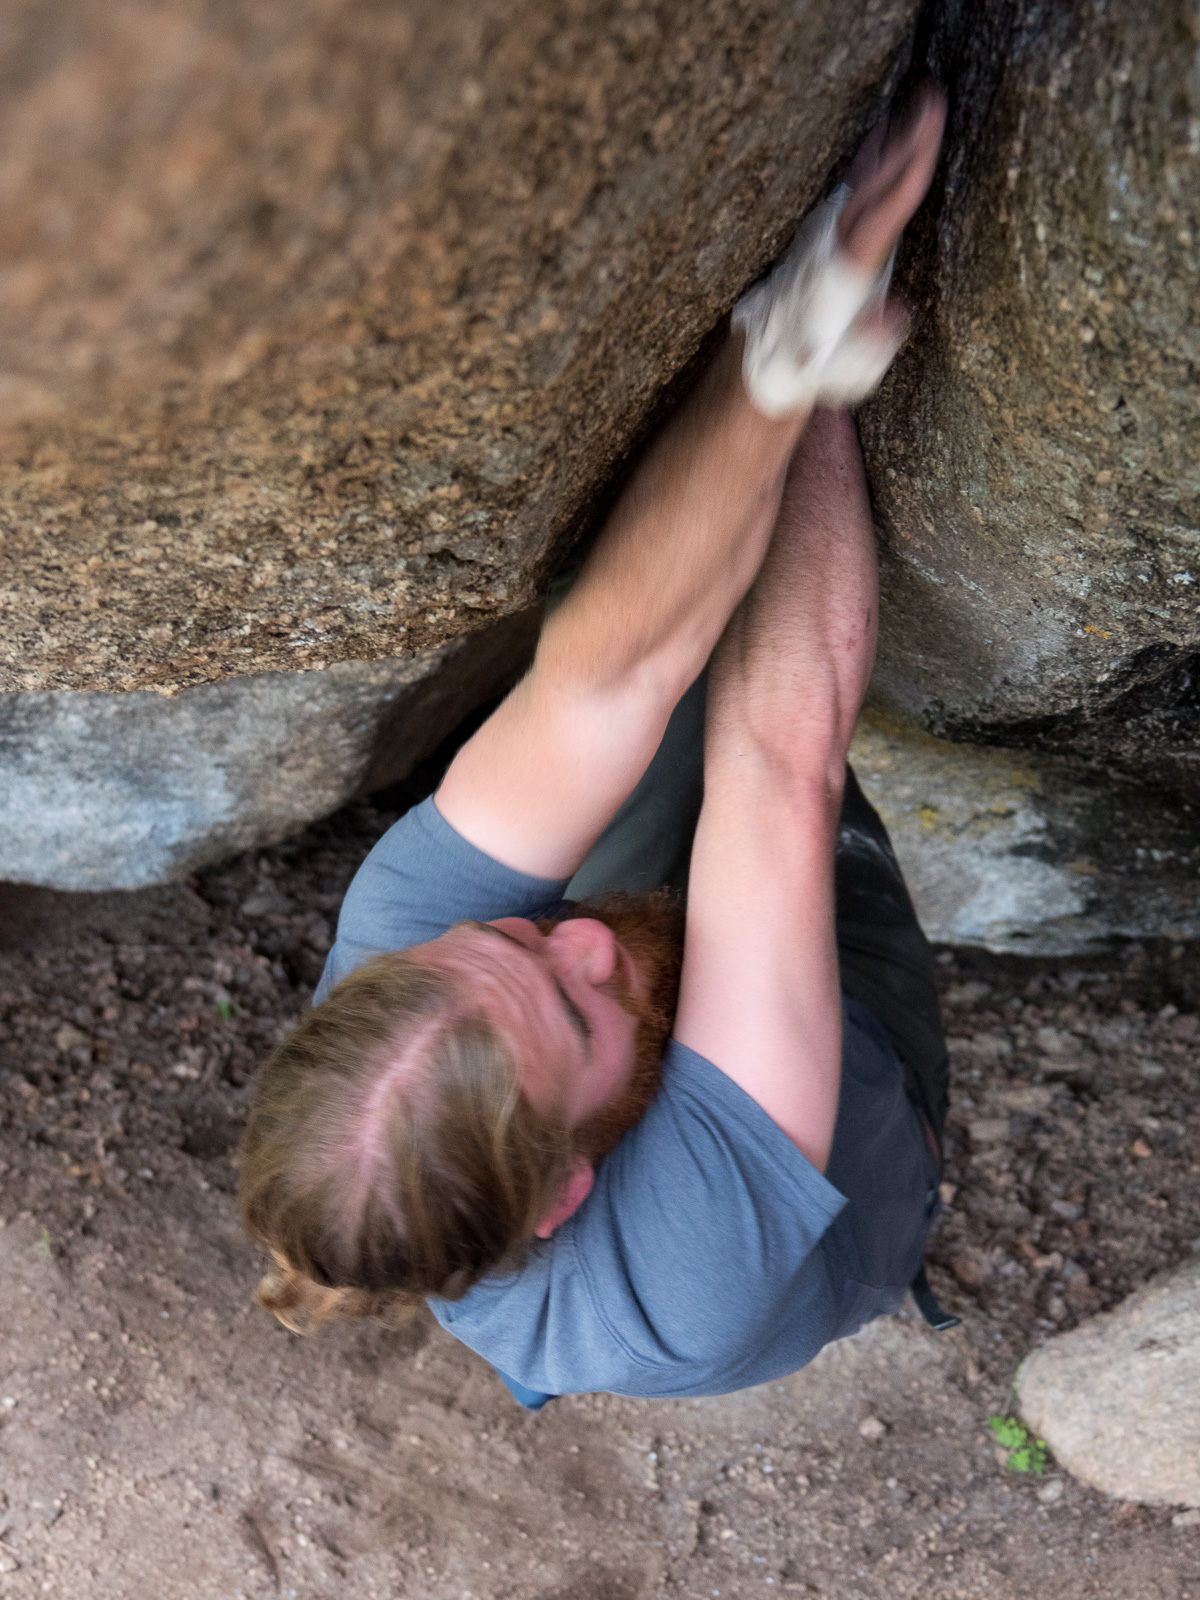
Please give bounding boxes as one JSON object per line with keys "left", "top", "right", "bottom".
{"left": 1017, "top": 1258, "right": 1200, "bottom": 1508}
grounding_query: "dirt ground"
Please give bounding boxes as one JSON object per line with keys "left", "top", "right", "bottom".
{"left": 2, "top": 774, "right": 1200, "bottom": 1600}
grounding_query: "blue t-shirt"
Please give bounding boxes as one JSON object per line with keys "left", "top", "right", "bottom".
{"left": 315, "top": 796, "right": 940, "bottom": 1400}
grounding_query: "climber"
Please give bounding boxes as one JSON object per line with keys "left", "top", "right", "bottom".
{"left": 238, "top": 88, "right": 955, "bottom": 1406}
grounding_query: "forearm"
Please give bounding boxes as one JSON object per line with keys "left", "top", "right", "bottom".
{"left": 547, "top": 83, "right": 941, "bottom": 714}
{"left": 534, "top": 336, "right": 808, "bottom": 705}
{"left": 436, "top": 340, "right": 807, "bottom": 878}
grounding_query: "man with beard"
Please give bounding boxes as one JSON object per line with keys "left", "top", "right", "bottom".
{"left": 239, "top": 90, "right": 955, "bottom": 1407}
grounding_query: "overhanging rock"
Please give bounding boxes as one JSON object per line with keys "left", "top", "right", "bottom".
{"left": 860, "top": 0, "right": 1200, "bottom": 796}
{"left": 0, "top": 0, "right": 919, "bottom": 695}
{"left": 0, "top": 610, "right": 538, "bottom": 891}
{"left": 0, "top": 0, "right": 926, "bottom": 891}
{"left": 851, "top": 709, "right": 1200, "bottom": 956}
{"left": 4, "top": 0, "right": 1199, "bottom": 907}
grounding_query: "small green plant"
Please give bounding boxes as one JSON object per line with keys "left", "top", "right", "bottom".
{"left": 216, "top": 999, "right": 240, "bottom": 1022}
{"left": 34, "top": 1228, "right": 52, "bottom": 1259}
{"left": 988, "top": 1415, "right": 1049, "bottom": 1475}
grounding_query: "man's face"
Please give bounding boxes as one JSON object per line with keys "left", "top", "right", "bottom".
{"left": 412, "top": 893, "right": 683, "bottom": 1155}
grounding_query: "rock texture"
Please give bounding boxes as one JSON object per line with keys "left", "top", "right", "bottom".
{"left": 0, "top": 0, "right": 919, "bottom": 695}
{"left": 0, "top": 609, "right": 537, "bottom": 891}
{"left": 851, "top": 708, "right": 1200, "bottom": 954}
{"left": 861, "top": 0, "right": 1200, "bottom": 796}
{"left": 5, "top": 0, "right": 1200, "bottom": 904}
{"left": 1016, "top": 1258, "right": 1200, "bottom": 1508}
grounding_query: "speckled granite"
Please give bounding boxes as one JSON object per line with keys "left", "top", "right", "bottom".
{"left": 851, "top": 707, "right": 1200, "bottom": 956}
{"left": 0, "top": 0, "right": 917, "bottom": 694}
{"left": 862, "top": 0, "right": 1200, "bottom": 794}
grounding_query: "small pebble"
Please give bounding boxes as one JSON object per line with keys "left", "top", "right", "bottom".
{"left": 1037, "top": 1479, "right": 1065, "bottom": 1504}
{"left": 952, "top": 1252, "right": 990, "bottom": 1287}
{"left": 1172, "top": 1509, "right": 1200, "bottom": 1528}
{"left": 858, "top": 1416, "right": 887, "bottom": 1440}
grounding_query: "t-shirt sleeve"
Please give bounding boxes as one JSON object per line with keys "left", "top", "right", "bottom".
{"left": 432, "top": 1041, "right": 848, "bottom": 1398}
{"left": 571, "top": 1045, "right": 847, "bottom": 1392}
{"left": 313, "top": 795, "right": 571, "bottom": 1003}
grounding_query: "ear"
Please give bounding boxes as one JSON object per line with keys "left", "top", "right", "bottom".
{"left": 534, "top": 1157, "right": 594, "bottom": 1239}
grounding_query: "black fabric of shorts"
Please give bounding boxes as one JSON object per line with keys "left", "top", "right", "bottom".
{"left": 834, "top": 766, "right": 949, "bottom": 1156}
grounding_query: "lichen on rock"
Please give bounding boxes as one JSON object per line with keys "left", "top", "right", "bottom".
{"left": 851, "top": 706, "right": 1200, "bottom": 954}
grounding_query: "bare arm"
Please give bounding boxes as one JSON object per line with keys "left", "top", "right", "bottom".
{"left": 437, "top": 90, "right": 943, "bottom": 883}
{"left": 673, "top": 410, "right": 878, "bottom": 1171}
{"left": 437, "top": 338, "right": 808, "bottom": 878}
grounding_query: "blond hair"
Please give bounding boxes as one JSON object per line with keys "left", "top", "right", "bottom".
{"left": 238, "top": 951, "right": 573, "bottom": 1329}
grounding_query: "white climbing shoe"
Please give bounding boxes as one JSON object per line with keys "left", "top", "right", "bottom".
{"left": 732, "top": 183, "right": 904, "bottom": 418}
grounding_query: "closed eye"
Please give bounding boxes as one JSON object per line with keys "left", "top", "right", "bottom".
{"left": 469, "top": 921, "right": 592, "bottom": 1049}
{"left": 550, "top": 974, "right": 592, "bottom": 1048}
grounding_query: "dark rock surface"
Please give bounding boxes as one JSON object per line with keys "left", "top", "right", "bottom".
{"left": 852, "top": 708, "right": 1200, "bottom": 955}
{"left": 0, "top": 0, "right": 918, "bottom": 694}
{"left": 861, "top": 0, "right": 1200, "bottom": 796}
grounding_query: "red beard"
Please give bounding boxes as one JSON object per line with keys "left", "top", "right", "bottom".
{"left": 540, "top": 890, "right": 684, "bottom": 1159}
